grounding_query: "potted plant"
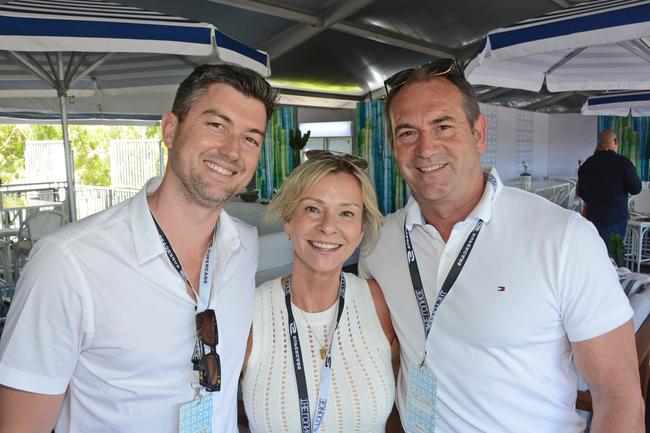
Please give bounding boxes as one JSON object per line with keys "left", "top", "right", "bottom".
{"left": 519, "top": 161, "right": 532, "bottom": 191}
{"left": 240, "top": 185, "right": 259, "bottom": 203}
{"left": 289, "top": 128, "right": 311, "bottom": 167}
{"left": 609, "top": 234, "right": 625, "bottom": 267}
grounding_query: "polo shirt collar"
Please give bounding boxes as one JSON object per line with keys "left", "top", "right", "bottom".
{"left": 129, "top": 177, "right": 246, "bottom": 265}
{"left": 404, "top": 167, "right": 503, "bottom": 231}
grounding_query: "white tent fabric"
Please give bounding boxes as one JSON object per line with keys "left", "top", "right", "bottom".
{"left": 581, "top": 90, "right": 650, "bottom": 117}
{"left": 465, "top": 0, "right": 650, "bottom": 92}
{"left": 0, "top": 0, "right": 269, "bottom": 104}
{"left": 0, "top": 0, "right": 270, "bottom": 220}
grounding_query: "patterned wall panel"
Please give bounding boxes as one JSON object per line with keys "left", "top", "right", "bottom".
{"left": 515, "top": 110, "right": 535, "bottom": 178}
{"left": 480, "top": 104, "right": 498, "bottom": 169}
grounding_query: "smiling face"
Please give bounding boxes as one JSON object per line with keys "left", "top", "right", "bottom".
{"left": 389, "top": 77, "right": 487, "bottom": 215}
{"left": 162, "top": 83, "right": 267, "bottom": 209}
{"left": 285, "top": 172, "right": 364, "bottom": 279}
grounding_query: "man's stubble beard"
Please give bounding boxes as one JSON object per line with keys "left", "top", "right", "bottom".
{"left": 171, "top": 158, "right": 242, "bottom": 209}
{"left": 184, "top": 172, "right": 237, "bottom": 209}
{"left": 168, "top": 138, "right": 248, "bottom": 209}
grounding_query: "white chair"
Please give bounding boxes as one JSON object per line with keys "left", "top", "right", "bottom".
{"left": 14, "top": 210, "right": 67, "bottom": 278}
{"left": 632, "top": 189, "right": 650, "bottom": 214}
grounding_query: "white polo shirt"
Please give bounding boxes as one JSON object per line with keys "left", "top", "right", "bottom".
{"left": 359, "top": 168, "right": 632, "bottom": 433}
{"left": 0, "top": 177, "right": 258, "bottom": 433}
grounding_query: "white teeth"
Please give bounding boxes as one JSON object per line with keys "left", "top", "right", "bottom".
{"left": 205, "top": 160, "right": 233, "bottom": 176}
{"left": 420, "top": 163, "right": 446, "bottom": 173}
{"left": 310, "top": 241, "right": 339, "bottom": 250}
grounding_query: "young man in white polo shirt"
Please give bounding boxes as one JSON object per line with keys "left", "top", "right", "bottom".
{"left": 359, "top": 59, "right": 644, "bottom": 433}
{"left": 0, "top": 64, "right": 276, "bottom": 433}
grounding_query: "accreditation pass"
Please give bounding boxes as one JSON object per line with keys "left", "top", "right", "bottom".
{"left": 404, "top": 362, "right": 437, "bottom": 433}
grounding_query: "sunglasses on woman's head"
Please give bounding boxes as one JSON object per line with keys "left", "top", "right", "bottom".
{"left": 304, "top": 149, "right": 369, "bottom": 170}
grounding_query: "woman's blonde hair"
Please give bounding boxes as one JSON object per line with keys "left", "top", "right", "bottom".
{"left": 266, "top": 154, "right": 382, "bottom": 252}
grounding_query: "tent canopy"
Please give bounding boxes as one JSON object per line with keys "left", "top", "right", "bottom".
{"left": 0, "top": 0, "right": 270, "bottom": 220}
{"left": 581, "top": 90, "right": 650, "bottom": 117}
{"left": 465, "top": 0, "right": 650, "bottom": 92}
{"left": 0, "top": 0, "right": 270, "bottom": 115}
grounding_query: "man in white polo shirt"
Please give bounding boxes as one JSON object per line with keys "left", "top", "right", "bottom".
{"left": 359, "top": 59, "right": 644, "bottom": 433}
{"left": 0, "top": 64, "right": 276, "bottom": 433}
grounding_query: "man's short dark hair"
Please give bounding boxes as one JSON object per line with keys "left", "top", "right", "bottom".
{"left": 384, "top": 66, "right": 480, "bottom": 145}
{"left": 172, "top": 64, "right": 277, "bottom": 121}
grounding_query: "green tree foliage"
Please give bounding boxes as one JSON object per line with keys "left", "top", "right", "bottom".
{"left": 27, "top": 124, "right": 62, "bottom": 141}
{"left": 2, "top": 123, "right": 162, "bottom": 186}
{"left": 0, "top": 124, "right": 27, "bottom": 183}
{"left": 69, "top": 126, "right": 112, "bottom": 186}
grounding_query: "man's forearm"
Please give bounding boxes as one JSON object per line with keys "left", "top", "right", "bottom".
{"left": 0, "top": 385, "right": 63, "bottom": 433}
{"left": 590, "top": 395, "right": 644, "bottom": 433}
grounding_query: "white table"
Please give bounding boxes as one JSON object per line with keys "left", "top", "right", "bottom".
{"left": 506, "top": 179, "right": 574, "bottom": 208}
{"left": 626, "top": 220, "right": 650, "bottom": 273}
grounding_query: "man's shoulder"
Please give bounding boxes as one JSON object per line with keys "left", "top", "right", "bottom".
{"left": 497, "top": 186, "right": 579, "bottom": 224}
{"left": 363, "top": 207, "right": 408, "bottom": 265}
{"left": 378, "top": 207, "right": 408, "bottom": 236}
{"left": 43, "top": 199, "right": 132, "bottom": 251}
{"left": 614, "top": 151, "right": 636, "bottom": 165}
{"left": 580, "top": 154, "right": 596, "bottom": 166}
{"left": 579, "top": 153, "right": 602, "bottom": 172}
{"left": 20, "top": 200, "right": 135, "bottom": 282}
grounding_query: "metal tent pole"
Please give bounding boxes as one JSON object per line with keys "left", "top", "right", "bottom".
{"left": 57, "top": 53, "right": 77, "bottom": 222}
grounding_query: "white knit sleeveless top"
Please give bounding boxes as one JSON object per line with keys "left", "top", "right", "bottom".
{"left": 242, "top": 273, "right": 395, "bottom": 433}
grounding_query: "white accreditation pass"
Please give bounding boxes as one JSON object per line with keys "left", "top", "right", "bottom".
{"left": 179, "top": 393, "right": 214, "bottom": 433}
{"left": 405, "top": 362, "right": 437, "bottom": 433}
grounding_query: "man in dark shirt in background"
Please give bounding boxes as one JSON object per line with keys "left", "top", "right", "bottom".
{"left": 577, "top": 130, "right": 642, "bottom": 254}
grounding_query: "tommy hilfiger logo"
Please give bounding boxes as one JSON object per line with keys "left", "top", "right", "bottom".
{"left": 497, "top": 286, "right": 506, "bottom": 292}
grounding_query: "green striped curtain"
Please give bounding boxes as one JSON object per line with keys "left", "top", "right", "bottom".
{"left": 598, "top": 115, "right": 650, "bottom": 180}
{"left": 256, "top": 106, "right": 298, "bottom": 199}
{"left": 356, "top": 100, "right": 407, "bottom": 214}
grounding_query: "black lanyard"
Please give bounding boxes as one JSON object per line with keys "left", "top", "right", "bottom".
{"left": 404, "top": 218, "right": 483, "bottom": 362}
{"left": 284, "top": 273, "right": 346, "bottom": 433}
{"left": 150, "top": 212, "right": 216, "bottom": 300}
{"left": 151, "top": 212, "right": 217, "bottom": 368}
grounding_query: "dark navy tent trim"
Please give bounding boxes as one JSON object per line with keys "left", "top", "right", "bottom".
{"left": 0, "top": 6, "right": 195, "bottom": 23}
{"left": 0, "top": 15, "right": 212, "bottom": 44}
{"left": 7, "top": 0, "right": 165, "bottom": 13}
{"left": 215, "top": 31, "right": 267, "bottom": 66}
{"left": 505, "top": 0, "right": 644, "bottom": 27}
{"left": 490, "top": 2, "right": 650, "bottom": 50}
{"left": 588, "top": 92, "right": 650, "bottom": 106}
{"left": 14, "top": 0, "right": 164, "bottom": 12}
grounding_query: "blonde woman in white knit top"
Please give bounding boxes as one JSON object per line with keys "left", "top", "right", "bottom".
{"left": 241, "top": 152, "right": 397, "bottom": 433}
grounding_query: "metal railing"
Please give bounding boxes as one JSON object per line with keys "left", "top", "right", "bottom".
{"left": 75, "top": 185, "right": 139, "bottom": 219}
{"left": 0, "top": 181, "right": 67, "bottom": 228}
{"left": 1, "top": 182, "right": 140, "bottom": 224}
